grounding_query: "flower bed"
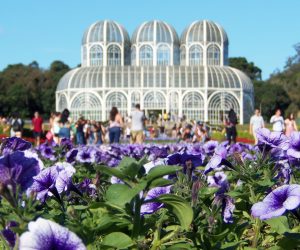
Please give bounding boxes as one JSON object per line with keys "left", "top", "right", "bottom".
{"left": 0, "top": 128, "right": 299, "bottom": 249}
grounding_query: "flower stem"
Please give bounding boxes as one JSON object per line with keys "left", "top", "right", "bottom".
{"left": 132, "top": 195, "right": 142, "bottom": 240}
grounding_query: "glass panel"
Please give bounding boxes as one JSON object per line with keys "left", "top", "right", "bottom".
{"left": 107, "top": 45, "right": 121, "bottom": 65}
{"left": 139, "top": 45, "right": 153, "bottom": 66}
{"left": 90, "top": 45, "right": 103, "bottom": 66}
{"left": 189, "top": 45, "right": 203, "bottom": 65}
{"left": 182, "top": 92, "right": 204, "bottom": 121}
{"left": 157, "top": 44, "right": 170, "bottom": 65}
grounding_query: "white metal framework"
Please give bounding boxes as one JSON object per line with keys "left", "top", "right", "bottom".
{"left": 56, "top": 19, "right": 254, "bottom": 124}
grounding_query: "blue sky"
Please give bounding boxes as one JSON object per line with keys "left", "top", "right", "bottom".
{"left": 0, "top": 0, "right": 299, "bottom": 79}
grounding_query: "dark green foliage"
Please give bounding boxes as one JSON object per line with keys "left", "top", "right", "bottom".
{"left": 0, "top": 61, "right": 70, "bottom": 118}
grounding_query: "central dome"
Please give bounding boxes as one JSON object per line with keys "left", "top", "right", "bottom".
{"left": 132, "top": 20, "right": 179, "bottom": 45}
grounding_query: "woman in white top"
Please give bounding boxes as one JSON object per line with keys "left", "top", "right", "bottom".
{"left": 270, "top": 109, "right": 285, "bottom": 132}
{"left": 109, "top": 107, "right": 123, "bottom": 143}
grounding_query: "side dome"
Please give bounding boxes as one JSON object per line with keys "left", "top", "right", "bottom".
{"left": 180, "top": 20, "right": 229, "bottom": 66}
{"left": 82, "top": 20, "right": 130, "bottom": 45}
{"left": 131, "top": 20, "right": 180, "bottom": 66}
{"left": 181, "top": 20, "right": 228, "bottom": 45}
{"left": 81, "top": 20, "right": 130, "bottom": 67}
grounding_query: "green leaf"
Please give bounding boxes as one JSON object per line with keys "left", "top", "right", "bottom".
{"left": 94, "top": 165, "right": 126, "bottom": 180}
{"left": 166, "top": 243, "right": 194, "bottom": 249}
{"left": 146, "top": 165, "right": 182, "bottom": 182}
{"left": 148, "top": 178, "right": 174, "bottom": 189}
{"left": 266, "top": 216, "right": 291, "bottom": 234}
{"left": 102, "top": 232, "right": 134, "bottom": 249}
{"left": 154, "top": 194, "right": 193, "bottom": 230}
{"left": 105, "top": 184, "right": 143, "bottom": 208}
{"left": 220, "top": 241, "right": 245, "bottom": 249}
{"left": 117, "top": 157, "right": 141, "bottom": 179}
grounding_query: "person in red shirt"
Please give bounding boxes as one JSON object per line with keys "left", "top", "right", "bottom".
{"left": 32, "top": 111, "right": 43, "bottom": 146}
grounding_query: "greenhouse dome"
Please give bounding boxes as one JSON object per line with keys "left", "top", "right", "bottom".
{"left": 56, "top": 19, "right": 254, "bottom": 124}
{"left": 81, "top": 20, "right": 131, "bottom": 67}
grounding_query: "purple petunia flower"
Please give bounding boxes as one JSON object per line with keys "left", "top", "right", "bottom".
{"left": 214, "top": 194, "right": 235, "bottom": 223}
{"left": 28, "top": 162, "right": 77, "bottom": 202}
{"left": 110, "top": 176, "right": 124, "bottom": 184}
{"left": 0, "top": 137, "right": 32, "bottom": 155}
{"left": 256, "top": 128, "right": 289, "bottom": 152}
{"left": 166, "top": 152, "right": 203, "bottom": 171}
{"left": 78, "top": 178, "right": 96, "bottom": 198}
{"left": 38, "top": 144, "right": 57, "bottom": 161}
{"left": 28, "top": 167, "right": 59, "bottom": 202}
{"left": 76, "top": 146, "right": 96, "bottom": 163}
{"left": 204, "top": 145, "right": 230, "bottom": 174}
{"left": 207, "top": 171, "right": 229, "bottom": 192}
{"left": 275, "top": 160, "right": 292, "bottom": 184}
{"left": 287, "top": 132, "right": 300, "bottom": 159}
{"left": 251, "top": 184, "right": 300, "bottom": 220}
{"left": 19, "top": 218, "right": 86, "bottom": 250}
{"left": 0, "top": 150, "right": 43, "bottom": 194}
{"left": 66, "top": 148, "right": 79, "bottom": 164}
{"left": 203, "top": 141, "right": 219, "bottom": 155}
{"left": 54, "top": 162, "right": 76, "bottom": 193}
{"left": 141, "top": 186, "right": 172, "bottom": 214}
{"left": 1, "top": 221, "right": 18, "bottom": 248}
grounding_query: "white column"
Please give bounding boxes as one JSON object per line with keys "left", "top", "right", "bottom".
{"left": 240, "top": 91, "right": 244, "bottom": 124}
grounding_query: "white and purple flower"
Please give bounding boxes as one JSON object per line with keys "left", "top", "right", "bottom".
{"left": 251, "top": 184, "right": 300, "bottom": 220}
{"left": 19, "top": 218, "right": 86, "bottom": 250}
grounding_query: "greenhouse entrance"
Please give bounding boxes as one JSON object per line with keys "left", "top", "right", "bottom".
{"left": 146, "top": 109, "right": 164, "bottom": 123}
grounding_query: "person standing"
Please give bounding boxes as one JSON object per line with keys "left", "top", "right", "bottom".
{"left": 249, "top": 109, "right": 265, "bottom": 144}
{"left": 285, "top": 113, "right": 298, "bottom": 137}
{"left": 8, "top": 112, "right": 24, "bottom": 138}
{"left": 32, "top": 111, "right": 43, "bottom": 146}
{"left": 58, "top": 109, "right": 71, "bottom": 142}
{"left": 130, "top": 104, "right": 145, "bottom": 144}
{"left": 76, "top": 117, "right": 85, "bottom": 145}
{"left": 109, "top": 107, "right": 123, "bottom": 144}
{"left": 270, "top": 109, "right": 285, "bottom": 132}
{"left": 227, "top": 108, "right": 238, "bottom": 145}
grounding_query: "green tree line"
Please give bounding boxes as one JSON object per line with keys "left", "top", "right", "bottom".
{"left": 0, "top": 61, "right": 69, "bottom": 118}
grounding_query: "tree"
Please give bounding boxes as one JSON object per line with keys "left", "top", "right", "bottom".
{"left": 254, "top": 81, "right": 291, "bottom": 119}
{"left": 229, "top": 57, "right": 262, "bottom": 81}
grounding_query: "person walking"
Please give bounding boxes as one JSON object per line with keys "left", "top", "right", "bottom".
{"left": 249, "top": 109, "right": 264, "bottom": 144}
{"left": 32, "top": 111, "right": 43, "bottom": 146}
{"left": 270, "top": 109, "right": 285, "bottom": 132}
{"left": 130, "top": 104, "right": 145, "bottom": 144}
{"left": 227, "top": 108, "right": 238, "bottom": 145}
{"left": 285, "top": 113, "right": 297, "bottom": 137}
{"left": 109, "top": 107, "right": 123, "bottom": 143}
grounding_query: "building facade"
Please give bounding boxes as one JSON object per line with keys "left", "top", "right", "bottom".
{"left": 56, "top": 20, "right": 254, "bottom": 124}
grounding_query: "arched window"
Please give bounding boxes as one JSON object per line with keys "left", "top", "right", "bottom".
{"left": 169, "top": 92, "right": 179, "bottom": 116}
{"left": 131, "top": 91, "right": 141, "bottom": 108}
{"left": 131, "top": 46, "right": 136, "bottom": 66}
{"left": 58, "top": 94, "right": 68, "bottom": 112}
{"left": 208, "top": 92, "right": 240, "bottom": 125}
{"left": 90, "top": 45, "right": 103, "bottom": 66}
{"left": 207, "top": 45, "right": 220, "bottom": 65}
{"left": 189, "top": 45, "right": 203, "bottom": 65}
{"left": 70, "top": 92, "right": 102, "bottom": 121}
{"left": 144, "top": 91, "right": 166, "bottom": 110}
{"left": 107, "top": 45, "right": 121, "bottom": 65}
{"left": 157, "top": 44, "right": 170, "bottom": 65}
{"left": 139, "top": 45, "right": 153, "bottom": 66}
{"left": 180, "top": 46, "right": 186, "bottom": 65}
{"left": 106, "top": 92, "right": 128, "bottom": 118}
{"left": 182, "top": 92, "right": 204, "bottom": 120}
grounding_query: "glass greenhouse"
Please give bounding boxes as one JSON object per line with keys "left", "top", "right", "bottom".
{"left": 56, "top": 20, "right": 254, "bottom": 124}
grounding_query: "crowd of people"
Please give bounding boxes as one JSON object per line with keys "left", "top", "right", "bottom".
{"left": 0, "top": 105, "right": 298, "bottom": 146}
{"left": 249, "top": 108, "right": 298, "bottom": 144}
